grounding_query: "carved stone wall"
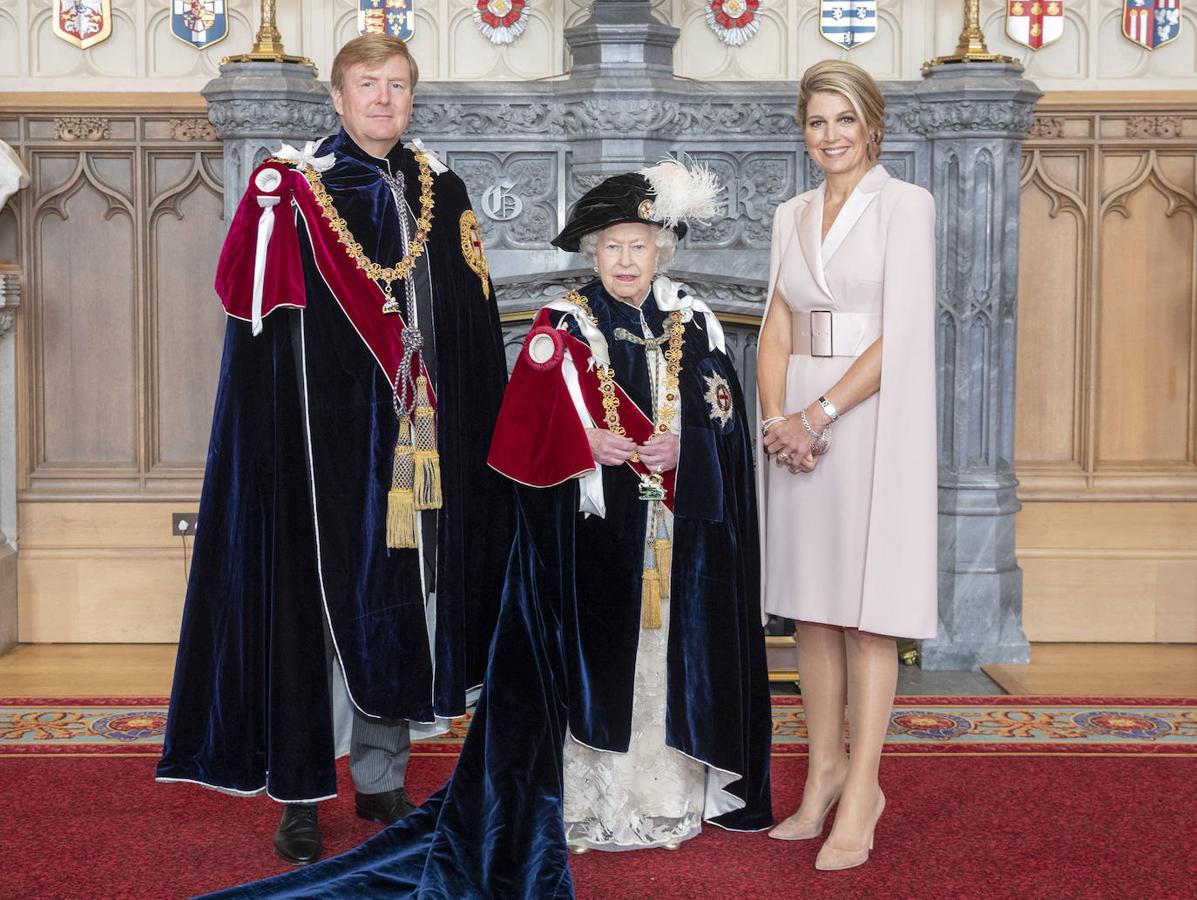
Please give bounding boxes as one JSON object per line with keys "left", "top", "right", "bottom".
{"left": 2, "top": 0, "right": 1196, "bottom": 91}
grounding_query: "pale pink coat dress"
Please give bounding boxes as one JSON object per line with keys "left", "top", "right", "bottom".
{"left": 757, "top": 165, "right": 938, "bottom": 639}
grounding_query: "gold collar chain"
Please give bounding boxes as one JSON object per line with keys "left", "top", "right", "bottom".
{"left": 300, "top": 154, "right": 436, "bottom": 315}
{"left": 564, "top": 290, "right": 685, "bottom": 443}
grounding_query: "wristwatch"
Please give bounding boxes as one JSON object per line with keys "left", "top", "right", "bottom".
{"left": 817, "top": 395, "right": 839, "bottom": 422}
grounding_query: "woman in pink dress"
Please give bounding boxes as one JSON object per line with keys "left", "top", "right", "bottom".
{"left": 756, "top": 60, "right": 937, "bottom": 871}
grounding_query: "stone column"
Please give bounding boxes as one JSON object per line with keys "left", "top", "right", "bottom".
{"left": 0, "top": 270, "right": 20, "bottom": 653}
{"left": 561, "top": 0, "right": 681, "bottom": 185}
{"left": 202, "top": 62, "right": 336, "bottom": 223}
{"left": 911, "top": 63, "right": 1041, "bottom": 669}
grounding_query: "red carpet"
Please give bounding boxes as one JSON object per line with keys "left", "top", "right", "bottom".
{"left": 2, "top": 698, "right": 1196, "bottom": 899}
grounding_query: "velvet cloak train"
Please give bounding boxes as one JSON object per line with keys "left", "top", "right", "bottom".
{"left": 156, "top": 131, "right": 513, "bottom": 802}
{"left": 206, "top": 279, "right": 773, "bottom": 898}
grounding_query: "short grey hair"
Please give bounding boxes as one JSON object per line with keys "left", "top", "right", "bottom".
{"left": 578, "top": 225, "right": 677, "bottom": 272}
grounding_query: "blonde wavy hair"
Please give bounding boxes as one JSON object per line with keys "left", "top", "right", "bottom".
{"left": 796, "top": 60, "right": 886, "bottom": 161}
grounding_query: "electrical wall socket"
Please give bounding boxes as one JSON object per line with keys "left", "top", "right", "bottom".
{"left": 172, "top": 512, "right": 199, "bottom": 537}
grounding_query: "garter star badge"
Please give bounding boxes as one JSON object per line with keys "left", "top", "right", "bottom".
{"left": 359, "top": 0, "right": 415, "bottom": 41}
{"left": 460, "top": 210, "right": 491, "bottom": 301}
{"left": 704, "top": 372, "right": 734, "bottom": 427}
{"left": 1122, "top": 0, "right": 1181, "bottom": 51}
{"left": 171, "top": 0, "right": 228, "bottom": 50}
{"left": 1006, "top": 0, "right": 1064, "bottom": 50}
{"left": 53, "top": 0, "right": 113, "bottom": 49}
{"left": 819, "top": 0, "right": 877, "bottom": 49}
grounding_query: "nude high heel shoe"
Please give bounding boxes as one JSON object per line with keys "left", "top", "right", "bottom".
{"left": 814, "top": 790, "right": 885, "bottom": 871}
{"left": 768, "top": 787, "right": 843, "bottom": 841}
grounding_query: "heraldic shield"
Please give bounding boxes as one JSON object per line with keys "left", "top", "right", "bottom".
{"left": 819, "top": 0, "right": 877, "bottom": 49}
{"left": 171, "top": 0, "right": 229, "bottom": 49}
{"left": 1123, "top": 0, "right": 1182, "bottom": 50}
{"left": 359, "top": 0, "right": 416, "bottom": 41}
{"left": 1006, "top": 0, "right": 1065, "bottom": 50}
{"left": 52, "top": 0, "right": 113, "bottom": 49}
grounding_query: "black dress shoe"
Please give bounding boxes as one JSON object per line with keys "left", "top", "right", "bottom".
{"left": 273, "top": 803, "right": 322, "bottom": 865}
{"left": 354, "top": 787, "right": 415, "bottom": 825}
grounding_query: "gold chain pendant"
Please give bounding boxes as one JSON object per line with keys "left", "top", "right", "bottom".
{"left": 301, "top": 153, "right": 436, "bottom": 316}
{"left": 565, "top": 292, "right": 685, "bottom": 497}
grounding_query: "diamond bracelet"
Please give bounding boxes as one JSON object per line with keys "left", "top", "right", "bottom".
{"left": 799, "top": 409, "right": 831, "bottom": 456}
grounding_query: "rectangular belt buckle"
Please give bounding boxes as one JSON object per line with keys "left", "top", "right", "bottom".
{"left": 810, "top": 309, "right": 833, "bottom": 357}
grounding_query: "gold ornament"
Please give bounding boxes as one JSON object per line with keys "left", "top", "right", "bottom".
{"left": 301, "top": 153, "right": 436, "bottom": 315}
{"left": 459, "top": 210, "right": 491, "bottom": 300}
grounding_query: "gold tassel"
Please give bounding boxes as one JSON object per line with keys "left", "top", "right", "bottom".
{"left": 655, "top": 537, "right": 672, "bottom": 600}
{"left": 387, "top": 487, "right": 416, "bottom": 549}
{"left": 413, "top": 449, "right": 441, "bottom": 511}
{"left": 387, "top": 418, "right": 418, "bottom": 549}
{"left": 641, "top": 568, "right": 662, "bottom": 630}
{"left": 412, "top": 375, "right": 443, "bottom": 511}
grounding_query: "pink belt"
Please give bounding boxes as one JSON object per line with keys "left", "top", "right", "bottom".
{"left": 792, "top": 310, "right": 882, "bottom": 358}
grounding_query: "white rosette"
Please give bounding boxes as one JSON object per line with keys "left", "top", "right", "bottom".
{"left": 705, "top": 0, "right": 762, "bottom": 47}
{"left": 473, "top": 0, "right": 529, "bottom": 45}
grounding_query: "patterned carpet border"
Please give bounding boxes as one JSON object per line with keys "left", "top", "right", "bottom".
{"left": 3, "top": 696, "right": 1194, "bottom": 757}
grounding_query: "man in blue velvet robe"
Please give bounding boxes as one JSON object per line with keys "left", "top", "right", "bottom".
{"left": 156, "top": 35, "right": 512, "bottom": 865}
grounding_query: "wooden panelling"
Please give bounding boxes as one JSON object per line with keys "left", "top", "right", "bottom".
{"left": 148, "top": 152, "right": 227, "bottom": 467}
{"left": 1156, "top": 560, "right": 1197, "bottom": 641}
{"left": 1016, "top": 151, "right": 1086, "bottom": 468}
{"left": 1017, "top": 501, "right": 1197, "bottom": 551}
{"left": 1018, "top": 96, "right": 1197, "bottom": 500}
{"left": 2, "top": 103, "right": 223, "bottom": 497}
{"left": 1015, "top": 95, "right": 1197, "bottom": 644}
{"left": 1097, "top": 159, "right": 1195, "bottom": 466}
{"left": 16, "top": 501, "right": 189, "bottom": 643}
{"left": 1017, "top": 501, "right": 1197, "bottom": 643}
{"left": 35, "top": 152, "right": 140, "bottom": 466}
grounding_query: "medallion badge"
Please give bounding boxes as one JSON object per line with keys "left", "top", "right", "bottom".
{"left": 1005, "top": 0, "right": 1064, "bottom": 50}
{"left": 171, "top": 0, "right": 228, "bottom": 49}
{"left": 1122, "top": 0, "right": 1181, "bottom": 50}
{"left": 460, "top": 210, "right": 491, "bottom": 301}
{"left": 52, "top": 0, "right": 113, "bottom": 49}
{"left": 819, "top": 0, "right": 877, "bottom": 49}
{"left": 703, "top": 372, "right": 734, "bottom": 427}
{"left": 358, "top": 0, "right": 415, "bottom": 41}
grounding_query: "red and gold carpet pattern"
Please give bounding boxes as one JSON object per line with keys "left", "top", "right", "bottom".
{"left": 3, "top": 695, "right": 1195, "bottom": 756}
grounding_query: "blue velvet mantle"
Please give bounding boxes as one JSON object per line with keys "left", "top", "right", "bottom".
{"left": 205, "top": 281, "right": 772, "bottom": 897}
{"left": 156, "top": 131, "right": 513, "bottom": 802}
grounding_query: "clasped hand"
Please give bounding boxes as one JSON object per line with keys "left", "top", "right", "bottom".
{"left": 587, "top": 429, "right": 679, "bottom": 473}
{"left": 761, "top": 415, "right": 819, "bottom": 474}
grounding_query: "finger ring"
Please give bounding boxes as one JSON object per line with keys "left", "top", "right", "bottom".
{"left": 777, "top": 452, "right": 791, "bottom": 463}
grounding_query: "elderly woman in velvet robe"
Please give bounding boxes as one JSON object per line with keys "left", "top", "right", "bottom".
{"left": 510, "top": 162, "right": 775, "bottom": 854}
{"left": 203, "top": 161, "right": 771, "bottom": 900}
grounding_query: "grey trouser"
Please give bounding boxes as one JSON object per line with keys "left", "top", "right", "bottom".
{"left": 324, "top": 621, "right": 411, "bottom": 797}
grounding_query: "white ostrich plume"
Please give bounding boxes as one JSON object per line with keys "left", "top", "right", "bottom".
{"left": 638, "top": 157, "right": 723, "bottom": 229}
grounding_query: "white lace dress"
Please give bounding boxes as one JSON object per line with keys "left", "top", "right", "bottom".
{"left": 561, "top": 297, "right": 708, "bottom": 852}
{"left": 562, "top": 588, "right": 707, "bottom": 851}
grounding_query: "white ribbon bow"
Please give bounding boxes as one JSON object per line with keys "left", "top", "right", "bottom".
{"left": 653, "top": 276, "right": 726, "bottom": 354}
{"left": 274, "top": 141, "right": 336, "bottom": 172}
{"left": 405, "top": 139, "right": 449, "bottom": 174}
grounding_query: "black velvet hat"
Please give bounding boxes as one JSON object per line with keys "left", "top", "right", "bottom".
{"left": 551, "top": 173, "right": 687, "bottom": 253}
